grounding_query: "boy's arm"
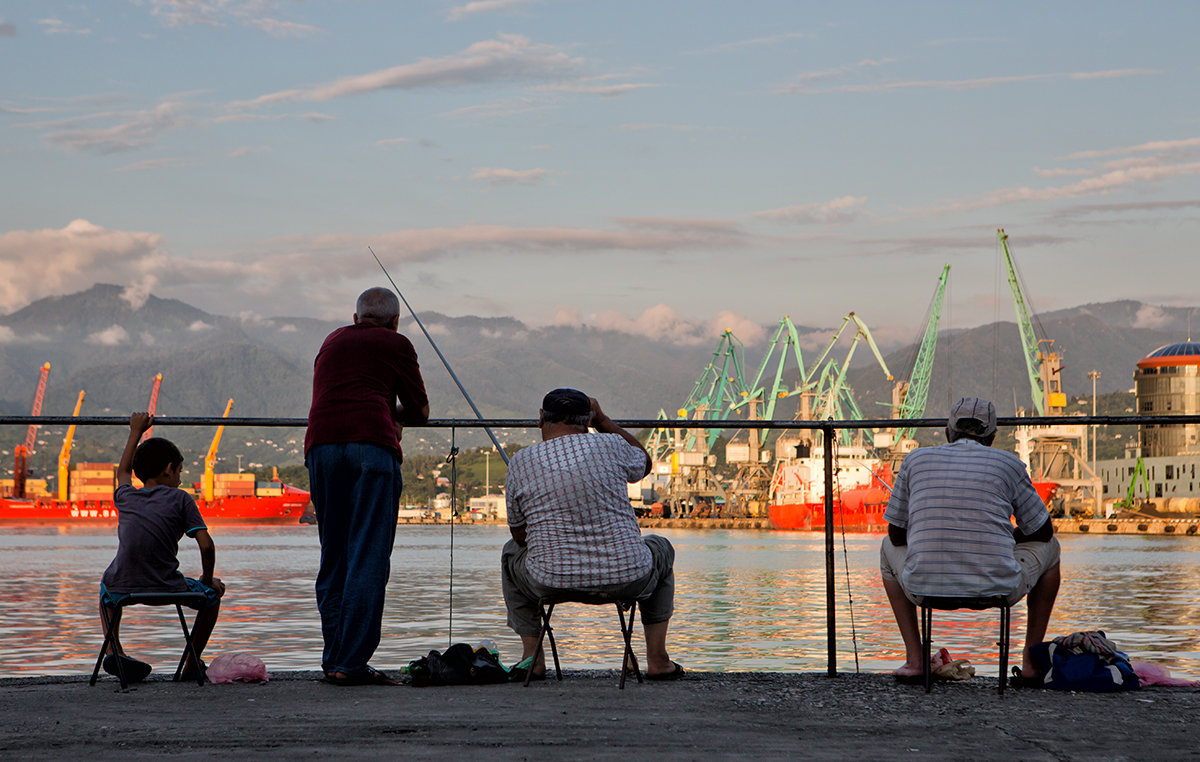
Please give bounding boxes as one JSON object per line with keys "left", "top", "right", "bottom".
{"left": 116, "top": 413, "right": 153, "bottom": 487}
{"left": 191, "top": 529, "right": 225, "bottom": 594}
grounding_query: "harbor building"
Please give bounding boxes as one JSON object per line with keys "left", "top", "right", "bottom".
{"left": 1098, "top": 340, "right": 1200, "bottom": 515}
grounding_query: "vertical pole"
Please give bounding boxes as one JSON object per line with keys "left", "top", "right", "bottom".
{"left": 823, "top": 423, "right": 837, "bottom": 677}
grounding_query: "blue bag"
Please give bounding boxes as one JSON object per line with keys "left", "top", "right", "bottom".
{"left": 1031, "top": 635, "right": 1140, "bottom": 692}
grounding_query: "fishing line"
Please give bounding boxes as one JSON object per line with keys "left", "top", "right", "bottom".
{"left": 368, "top": 246, "right": 510, "bottom": 466}
{"left": 831, "top": 435, "right": 861, "bottom": 673}
{"left": 446, "top": 430, "right": 459, "bottom": 646}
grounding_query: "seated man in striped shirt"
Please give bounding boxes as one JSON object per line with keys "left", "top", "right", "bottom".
{"left": 880, "top": 397, "right": 1061, "bottom": 683}
{"left": 500, "top": 388, "right": 683, "bottom": 680}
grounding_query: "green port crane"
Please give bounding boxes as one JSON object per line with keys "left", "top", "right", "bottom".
{"left": 891, "top": 264, "right": 950, "bottom": 442}
{"left": 1114, "top": 457, "right": 1151, "bottom": 511}
{"left": 998, "top": 228, "right": 1062, "bottom": 416}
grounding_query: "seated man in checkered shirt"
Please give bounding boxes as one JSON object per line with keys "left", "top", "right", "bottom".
{"left": 501, "top": 388, "right": 684, "bottom": 680}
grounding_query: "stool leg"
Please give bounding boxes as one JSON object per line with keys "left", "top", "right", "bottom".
{"left": 617, "top": 602, "right": 641, "bottom": 689}
{"left": 526, "top": 603, "right": 556, "bottom": 687}
{"left": 174, "top": 605, "right": 206, "bottom": 685}
{"left": 91, "top": 606, "right": 122, "bottom": 688}
{"left": 546, "top": 605, "right": 562, "bottom": 681}
{"left": 920, "top": 606, "right": 933, "bottom": 693}
{"left": 998, "top": 605, "right": 1011, "bottom": 696}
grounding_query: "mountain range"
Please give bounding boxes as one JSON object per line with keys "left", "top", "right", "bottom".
{"left": 0, "top": 284, "right": 1194, "bottom": 473}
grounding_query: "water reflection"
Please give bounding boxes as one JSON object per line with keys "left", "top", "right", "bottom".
{"left": 0, "top": 526, "right": 1197, "bottom": 678}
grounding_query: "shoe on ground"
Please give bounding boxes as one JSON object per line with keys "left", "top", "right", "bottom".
{"left": 103, "top": 654, "right": 152, "bottom": 683}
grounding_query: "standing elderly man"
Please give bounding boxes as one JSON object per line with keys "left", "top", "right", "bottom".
{"left": 501, "top": 388, "right": 683, "bottom": 680}
{"left": 305, "top": 287, "right": 429, "bottom": 686}
{"left": 880, "top": 397, "right": 1061, "bottom": 684}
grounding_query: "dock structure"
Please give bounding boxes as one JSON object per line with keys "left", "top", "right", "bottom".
{"left": 1053, "top": 517, "right": 1200, "bottom": 536}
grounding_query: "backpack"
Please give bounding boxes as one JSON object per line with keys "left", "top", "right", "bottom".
{"left": 1031, "top": 631, "right": 1140, "bottom": 692}
{"left": 406, "top": 643, "right": 511, "bottom": 687}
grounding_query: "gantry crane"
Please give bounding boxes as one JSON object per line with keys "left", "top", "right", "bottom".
{"left": 13, "top": 362, "right": 51, "bottom": 498}
{"left": 202, "top": 399, "right": 234, "bottom": 502}
{"left": 57, "top": 390, "right": 86, "bottom": 501}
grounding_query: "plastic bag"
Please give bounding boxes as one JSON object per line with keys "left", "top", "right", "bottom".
{"left": 206, "top": 652, "right": 270, "bottom": 684}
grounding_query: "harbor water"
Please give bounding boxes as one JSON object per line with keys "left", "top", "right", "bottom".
{"left": 2, "top": 525, "right": 1198, "bottom": 679}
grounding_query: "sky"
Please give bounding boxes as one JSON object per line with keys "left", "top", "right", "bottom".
{"left": 2, "top": 0, "right": 1199, "bottom": 350}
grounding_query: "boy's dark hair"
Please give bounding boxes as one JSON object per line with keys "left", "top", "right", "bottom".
{"left": 132, "top": 437, "right": 184, "bottom": 481}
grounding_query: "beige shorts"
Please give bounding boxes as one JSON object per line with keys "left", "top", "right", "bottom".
{"left": 880, "top": 535, "right": 1061, "bottom": 605}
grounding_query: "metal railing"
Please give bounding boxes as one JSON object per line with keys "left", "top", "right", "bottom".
{"left": 4, "top": 412, "right": 1199, "bottom": 676}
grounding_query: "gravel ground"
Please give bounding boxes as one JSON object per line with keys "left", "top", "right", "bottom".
{"left": 3, "top": 670, "right": 1198, "bottom": 760}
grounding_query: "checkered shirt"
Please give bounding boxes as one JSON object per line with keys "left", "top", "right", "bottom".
{"left": 505, "top": 433, "right": 651, "bottom": 588}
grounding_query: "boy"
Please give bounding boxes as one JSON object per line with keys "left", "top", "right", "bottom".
{"left": 99, "top": 412, "right": 225, "bottom": 682}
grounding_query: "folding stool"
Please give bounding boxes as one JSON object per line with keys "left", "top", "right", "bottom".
{"left": 90, "top": 591, "right": 210, "bottom": 690}
{"left": 526, "top": 592, "right": 643, "bottom": 689}
{"left": 919, "top": 595, "right": 1012, "bottom": 695}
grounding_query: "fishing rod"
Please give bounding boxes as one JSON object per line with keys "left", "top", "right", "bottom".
{"left": 368, "top": 246, "right": 510, "bottom": 466}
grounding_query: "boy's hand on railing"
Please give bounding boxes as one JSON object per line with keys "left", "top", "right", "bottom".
{"left": 129, "top": 411, "right": 154, "bottom": 434}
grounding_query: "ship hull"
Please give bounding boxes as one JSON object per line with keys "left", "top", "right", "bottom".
{"left": 0, "top": 493, "right": 311, "bottom": 526}
{"left": 768, "top": 484, "right": 891, "bottom": 532}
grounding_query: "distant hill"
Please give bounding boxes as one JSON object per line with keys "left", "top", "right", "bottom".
{"left": 0, "top": 284, "right": 1194, "bottom": 479}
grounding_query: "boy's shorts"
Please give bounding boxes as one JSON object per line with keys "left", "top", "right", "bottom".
{"left": 880, "top": 535, "right": 1061, "bottom": 605}
{"left": 100, "top": 578, "right": 223, "bottom": 610}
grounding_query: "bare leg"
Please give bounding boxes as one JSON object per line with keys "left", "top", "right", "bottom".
{"left": 883, "top": 576, "right": 922, "bottom": 676}
{"left": 519, "top": 634, "right": 546, "bottom": 675}
{"left": 1021, "top": 562, "right": 1061, "bottom": 677}
{"left": 182, "top": 604, "right": 220, "bottom": 675}
{"left": 99, "top": 603, "right": 123, "bottom": 656}
{"left": 643, "top": 620, "right": 674, "bottom": 676}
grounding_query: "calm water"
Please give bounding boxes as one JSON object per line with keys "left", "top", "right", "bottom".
{"left": 2, "top": 526, "right": 1198, "bottom": 679}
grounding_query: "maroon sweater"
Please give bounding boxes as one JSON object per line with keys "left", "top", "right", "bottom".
{"left": 304, "top": 323, "right": 429, "bottom": 459}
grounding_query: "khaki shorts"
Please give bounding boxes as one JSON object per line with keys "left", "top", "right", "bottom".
{"left": 880, "top": 535, "right": 1061, "bottom": 605}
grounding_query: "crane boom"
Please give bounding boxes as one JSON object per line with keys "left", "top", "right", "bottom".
{"left": 894, "top": 264, "right": 950, "bottom": 441}
{"left": 998, "top": 228, "right": 1045, "bottom": 415}
{"left": 141, "top": 373, "right": 163, "bottom": 443}
{"left": 203, "top": 398, "right": 234, "bottom": 501}
{"left": 57, "top": 390, "right": 86, "bottom": 501}
{"left": 13, "top": 362, "right": 51, "bottom": 498}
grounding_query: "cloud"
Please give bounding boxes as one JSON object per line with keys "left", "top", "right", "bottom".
{"left": 376, "top": 137, "right": 412, "bottom": 147}
{"left": 88, "top": 325, "right": 130, "bottom": 346}
{"left": 536, "top": 82, "right": 659, "bottom": 97}
{"left": 121, "top": 282, "right": 156, "bottom": 309}
{"left": 611, "top": 216, "right": 746, "bottom": 235}
{"left": 588, "top": 304, "right": 766, "bottom": 345}
{"left": 114, "top": 157, "right": 191, "bottom": 172}
{"left": 0, "top": 220, "right": 168, "bottom": 312}
{"left": 447, "top": 0, "right": 543, "bottom": 22}
{"left": 0, "top": 19, "right": 16, "bottom": 37}
{"left": 144, "top": 0, "right": 320, "bottom": 38}
{"left": 550, "top": 306, "right": 581, "bottom": 327}
{"left": 278, "top": 323, "right": 297, "bottom": 333}
{"left": 37, "top": 18, "right": 91, "bottom": 35}
{"left": 1047, "top": 199, "right": 1200, "bottom": 222}
{"left": 213, "top": 112, "right": 334, "bottom": 124}
{"left": 1064, "top": 136, "right": 1200, "bottom": 161}
{"left": 0, "top": 326, "right": 15, "bottom": 342}
{"left": 921, "top": 161, "right": 1200, "bottom": 215}
{"left": 228, "top": 145, "right": 271, "bottom": 158}
{"left": 1033, "top": 166, "right": 1091, "bottom": 178}
{"left": 42, "top": 102, "right": 189, "bottom": 154}
{"left": 188, "top": 320, "right": 213, "bottom": 332}
{"left": 471, "top": 167, "right": 552, "bottom": 185}
{"left": 753, "top": 195, "right": 867, "bottom": 224}
{"left": 1133, "top": 305, "right": 1172, "bottom": 330}
{"left": 617, "top": 123, "right": 698, "bottom": 132}
{"left": 441, "top": 97, "right": 554, "bottom": 120}
{"left": 233, "top": 35, "right": 582, "bottom": 109}
{"left": 779, "top": 66, "right": 1158, "bottom": 95}
{"left": 706, "top": 32, "right": 813, "bottom": 53}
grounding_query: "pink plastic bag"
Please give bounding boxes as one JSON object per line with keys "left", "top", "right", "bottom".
{"left": 1132, "top": 661, "right": 1199, "bottom": 687}
{"left": 206, "top": 653, "right": 270, "bottom": 684}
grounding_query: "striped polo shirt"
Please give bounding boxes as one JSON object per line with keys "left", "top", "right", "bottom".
{"left": 883, "top": 439, "right": 1049, "bottom": 599}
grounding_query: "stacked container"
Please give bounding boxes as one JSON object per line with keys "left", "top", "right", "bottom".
{"left": 71, "top": 462, "right": 116, "bottom": 501}
{"left": 213, "top": 472, "right": 256, "bottom": 498}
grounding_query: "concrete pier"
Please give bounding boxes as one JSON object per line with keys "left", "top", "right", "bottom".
{"left": 3, "top": 670, "right": 1197, "bottom": 759}
{"left": 1053, "top": 517, "right": 1200, "bottom": 536}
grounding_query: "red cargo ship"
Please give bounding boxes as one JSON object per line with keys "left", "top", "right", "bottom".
{"left": 0, "top": 482, "right": 311, "bottom": 526}
{"left": 768, "top": 449, "right": 893, "bottom": 532}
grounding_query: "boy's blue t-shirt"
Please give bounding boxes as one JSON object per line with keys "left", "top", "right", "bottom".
{"left": 101, "top": 484, "right": 207, "bottom": 594}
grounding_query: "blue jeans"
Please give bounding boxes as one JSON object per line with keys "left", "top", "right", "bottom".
{"left": 307, "top": 442, "right": 403, "bottom": 675}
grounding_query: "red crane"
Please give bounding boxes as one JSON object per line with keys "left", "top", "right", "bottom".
{"left": 13, "top": 362, "right": 51, "bottom": 499}
{"left": 140, "top": 373, "right": 163, "bottom": 443}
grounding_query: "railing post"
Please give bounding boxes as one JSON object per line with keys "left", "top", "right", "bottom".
{"left": 823, "top": 422, "right": 836, "bottom": 677}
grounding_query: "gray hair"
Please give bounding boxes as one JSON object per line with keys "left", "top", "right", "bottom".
{"left": 356, "top": 287, "right": 400, "bottom": 326}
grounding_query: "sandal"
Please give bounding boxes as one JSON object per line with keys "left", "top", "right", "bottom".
{"left": 1009, "top": 666, "right": 1044, "bottom": 689}
{"left": 323, "top": 666, "right": 400, "bottom": 686}
{"left": 646, "top": 662, "right": 685, "bottom": 681}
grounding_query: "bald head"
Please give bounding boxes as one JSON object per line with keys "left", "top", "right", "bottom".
{"left": 355, "top": 287, "right": 401, "bottom": 328}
